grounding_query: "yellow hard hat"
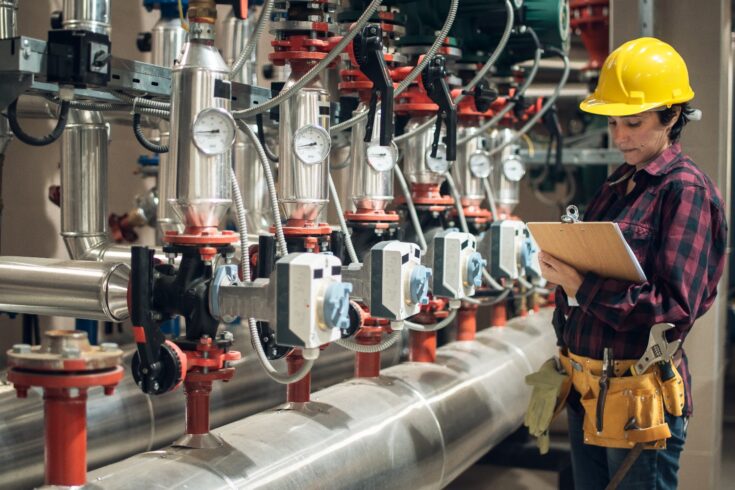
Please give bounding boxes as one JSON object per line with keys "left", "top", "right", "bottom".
{"left": 580, "top": 37, "right": 694, "bottom": 116}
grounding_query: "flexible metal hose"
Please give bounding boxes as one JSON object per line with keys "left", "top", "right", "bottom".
{"left": 457, "top": 28, "right": 543, "bottom": 146}
{"left": 393, "top": 0, "right": 514, "bottom": 143}
{"left": 444, "top": 172, "right": 469, "bottom": 234}
{"left": 230, "top": 0, "right": 274, "bottom": 80}
{"left": 229, "top": 167, "right": 314, "bottom": 384}
{"left": 232, "top": 0, "right": 383, "bottom": 120}
{"left": 405, "top": 308, "right": 458, "bottom": 332}
{"left": 336, "top": 330, "right": 401, "bottom": 353}
{"left": 482, "top": 177, "right": 499, "bottom": 223}
{"left": 330, "top": 0, "right": 460, "bottom": 135}
{"left": 133, "top": 106, "right": 171, "bottom": 120}
{"left": 7, "top": 98, "right": 69, "bottom": 147}
{"left": 465, "top": 287, "right": 511, "bottom": 306}
{"left": 486, "top": 49, "right": 570, "bottom": 157}
{"left": 394, "top": 164, "right": 427, "bottom": 253}
{"left": 237, "top": 120, "right": 288, "bottom": 256}
{"left": 328, "top": 172, "right": 360, "bottom": 265}
{"left": 132, "top": 113, "right": 168, "bottom": 153}
{"left": 482, "top": 269, "right": 505, "bottom": 292}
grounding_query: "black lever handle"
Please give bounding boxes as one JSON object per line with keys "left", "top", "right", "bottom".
{"left": 421, "top": 55, "right": 457, "bottom": 161}
{"left": 354, "top": 24, "right": 394, "bottom": 146}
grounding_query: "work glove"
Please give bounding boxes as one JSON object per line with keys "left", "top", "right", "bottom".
{"left": 524, "top": 357, "right": 568, "bottom": 454}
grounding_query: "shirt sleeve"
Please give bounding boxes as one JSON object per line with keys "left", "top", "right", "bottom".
{"left": 574, "top": 183, "right": 720, "bottom": 333}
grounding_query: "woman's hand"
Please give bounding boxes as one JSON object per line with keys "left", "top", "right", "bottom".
{"left": 538, "top": 251, "right": 584, "bottom": 300}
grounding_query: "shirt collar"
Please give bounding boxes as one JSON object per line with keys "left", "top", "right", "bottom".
{"left": 606, "top": 143, "right": 684, "bottom": 186}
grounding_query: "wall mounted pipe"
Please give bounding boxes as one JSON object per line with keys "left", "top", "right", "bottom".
{"left": 0, "top": 332, "right": 400, "bottom": 489}
{"left": 86, "top": 309, "right": 556, "bottom": 489}
{"left": 0, "top": 256, "right": 129, "bottom": 321}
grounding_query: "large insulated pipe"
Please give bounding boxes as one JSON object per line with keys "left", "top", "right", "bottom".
{"left": 62, "top": 0, "right": 110, "bottom": 35}
{"left": 0, "top": 334, "right": 400, "bottom": 489}
{"left": 61, "top": 109, "right": 109, "bottom": 260}
{"left": 86, "top": 309, "right": 555, "bottom": 489}
{"left": 0, "top": 257, "right": 128, "bottom": 321}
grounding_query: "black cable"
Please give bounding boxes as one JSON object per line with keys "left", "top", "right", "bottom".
{"left": 132, "top": 112, "right": 168, "bottom": 153}
{"left": 7, "top": 97, "right": 70, "bottom": 146}
{"left": 255, "top": 113, "right": 279, "bottom": 163}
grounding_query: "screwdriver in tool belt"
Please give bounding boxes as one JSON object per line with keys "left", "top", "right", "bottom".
{"left": 597, "top": 348, "right": 613, "bottom": 433}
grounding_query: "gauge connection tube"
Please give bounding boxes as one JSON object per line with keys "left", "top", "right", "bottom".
{"left": 278, "top": 70, "right": 331, "bottom": 222}
{"left": 168, "top": 16, "right": 234, "bottom": 232}
{"left": 349, "top": 104, "right": 397, "bottom": 212}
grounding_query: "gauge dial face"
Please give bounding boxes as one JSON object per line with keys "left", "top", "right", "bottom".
{"left": 425, "top": 143, "right": 449, "bottom": 174}
{"left": 468, "top": 152, "right": 492, "bottom": 178}
{"left": 366, "top": 142, "right": 398, "bottom": 172}
{"left": 293, "top": 124, "right": 331, "bottom": 165}
{"left": 502, "top": 156, "right": 526, "bottom": 182}
{"left": 191, "top": 108, "right": 236, "bottom": 156}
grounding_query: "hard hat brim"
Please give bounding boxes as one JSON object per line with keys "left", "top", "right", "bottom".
{"left": 579, "top": 98, "right": 665, "bottom": 117}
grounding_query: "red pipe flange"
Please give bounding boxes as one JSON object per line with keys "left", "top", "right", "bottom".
{"left": 6, "top": 330, "right": 123, "bottom": 487}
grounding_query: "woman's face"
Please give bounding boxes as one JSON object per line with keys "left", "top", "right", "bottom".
{"left": 607, "top": 110, "right": 678, "bottom": 166}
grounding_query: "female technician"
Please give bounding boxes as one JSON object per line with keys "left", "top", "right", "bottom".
{"left": 535, "top": 37, "right": 727, "bottom": 489}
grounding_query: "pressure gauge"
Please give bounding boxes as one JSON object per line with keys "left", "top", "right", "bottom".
{"left": 366, "top": 142, "right": 398, "bottom": 172}
{"left": 191, "top": 108, "right": 236, "bottom": 156}
{"left": 502, "top": 156, "right": 526, "bottom": 182}
{"left": 293, "top": 124, "right": 331, "bottom": 165}
{"left": 425, "top": 143, "right": 449, "bottom": 174}
{"left": 469, "top": 152, "right": 492, "bottom": 178}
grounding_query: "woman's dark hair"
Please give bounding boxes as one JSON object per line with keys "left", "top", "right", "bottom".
{"left": 657, "top": 102, "right": 695, "bottom": 142}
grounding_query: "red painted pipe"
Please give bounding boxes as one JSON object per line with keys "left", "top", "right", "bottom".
{"left": 286, "top": 351, "right": 311, "bottom": 402}
{"left": 355, "top": 326, "right": 383, "bottom": 378}
{"left": 457, "top": 305, "right": 478, "bottom": 341}
{"left": 184, "top": 379, "right": 212, "bottom": 435}
{"left": 491, "top": 303, "right": 507, "bottom": 327}
{"left": 409, "top": 330, "right": 437, "bottom": 363}
{"left": 44, "top": 387, "right": 88, "bottom": 486}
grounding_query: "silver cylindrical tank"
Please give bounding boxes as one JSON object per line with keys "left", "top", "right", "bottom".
{"left": 453, "top": 125, "right": 490, "bottom": 207}
{"left": 0, "top": 0, "right": 17, "bottom": 39}
{"left": 151, "top": 17, "right": 187, "bottom": 233}
{"left": 401, "top": 115, "right": 448, "bottom": 185}
{"left": 168, "top": 24, "right": 232, "bottom": 230}
{"left": 348, "top": 104, "right": 394, "bottom": 211}
{"left": 85, "top": 310, "right": 556, "bottom": 489}
{"left": 0, "top": 257, "right": 129, "bottom": 321}
{"left": 277, "top": 70, "right": 330, "bottom": 221}
{"left": 62, "top": 0, "right": 110, "bottom": 35}
{"left": 0, "top": 332, "right": 401, "bottom": 489}
{"left": 490, "top": 128, "right": 525, "bottom": 215}
{"left": 151, "top": 15, "right": 188, "bottom": 236}
{"left": 61, "top": 109, "right": 108, "bottom": 260}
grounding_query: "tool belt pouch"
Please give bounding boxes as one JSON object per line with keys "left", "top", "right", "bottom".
{"left": 659, "top": 360, "right": 685, "bottom": 417}
{"left": 559, "top": 354, "right": 671, "bottom": 450}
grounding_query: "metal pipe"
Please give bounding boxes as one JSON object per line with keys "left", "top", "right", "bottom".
{"left": 62, "top": 0, "right": 110, "bottom": 35}
{"left": 0, "top": 256, "right": 129, "bottom": 321}
{"left": 0, "top": 0, "right": 17, "bottom": 40}
{"left": 348, "top": 104, "right": 394, "bottom": 212}
{"left": 85, "top": 309, "right": 556, "bottom": 489}
{"left": 152, "top": 15, "right": 188, "bottom": 237}
{"left": 61, "top": 109, "right": 109, "bottom": 260}
{"left": 0, "top": 332, "right": 401, "bottom": 489}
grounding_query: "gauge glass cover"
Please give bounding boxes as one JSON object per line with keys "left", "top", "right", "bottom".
{"left": 293, "top": 124, "right": 331, "bottom": 165}
{"left": 366, "top": 142, "right": 398, "bottom": 172}
{"left": 502, "top": 157, "right": 526, "bottom": 182}
{"left": 425, "top": 143, "right": 449, "bottom": 174}
{"left": 192, "top": 108, "right": 236, "bottom": 156}
{"left": 468, "top": 152, "right": 492, "bottom": 178}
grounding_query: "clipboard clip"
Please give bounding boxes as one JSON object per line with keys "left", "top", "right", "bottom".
{"left": 561, "top": 205, "right": 580, "bottom": 223}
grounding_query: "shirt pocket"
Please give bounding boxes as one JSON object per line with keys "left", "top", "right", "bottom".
{"left": 617, "top": 221, "right": 654, "bottom": 269}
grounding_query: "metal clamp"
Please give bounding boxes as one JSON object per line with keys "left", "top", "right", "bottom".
{"left": 561, "top": 205, "right": 580, "bottom": 223}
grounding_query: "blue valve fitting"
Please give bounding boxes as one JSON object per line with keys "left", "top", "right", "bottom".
{"left": 466, "top": 252, "right": 486, "bottom": 288}
{"left": 323, "top": 282, "right": 353, "bottom": 330}
{"left": 520, "top": 236, "right": 537, "bottom": 270}
{"left": 409, "top": 265, "right": 432, "bottom": 305}
{"left": 208, "top": 264, "right": 239, "bottom": 321}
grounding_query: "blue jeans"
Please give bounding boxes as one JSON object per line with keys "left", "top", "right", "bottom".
{"left": 567, "top": 402, "right": 688, "bottom": 489}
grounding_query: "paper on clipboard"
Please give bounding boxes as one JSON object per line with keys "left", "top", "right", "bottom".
{"left": 526, "top": 221, "right": 647, "bottom": 284}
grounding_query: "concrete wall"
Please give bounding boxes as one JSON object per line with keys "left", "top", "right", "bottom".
{"left": 611, "top": 1, "right": 732, "bottom": 488}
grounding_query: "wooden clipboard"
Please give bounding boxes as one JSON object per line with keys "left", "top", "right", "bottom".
{"left": 526, "top": 222, "right": 647, "bottom": 283}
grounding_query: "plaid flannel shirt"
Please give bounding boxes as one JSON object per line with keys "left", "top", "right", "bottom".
{"left": 554, "top": 143, "right": 727, "bottom": 416}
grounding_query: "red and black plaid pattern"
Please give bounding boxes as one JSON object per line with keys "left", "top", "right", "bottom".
{"left": 554, "top": 143, "right": 727, "bottom": 416}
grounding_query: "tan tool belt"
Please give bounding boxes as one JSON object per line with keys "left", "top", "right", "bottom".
{"left": 558, "top": 350, "right": 685, "bottom": 450}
